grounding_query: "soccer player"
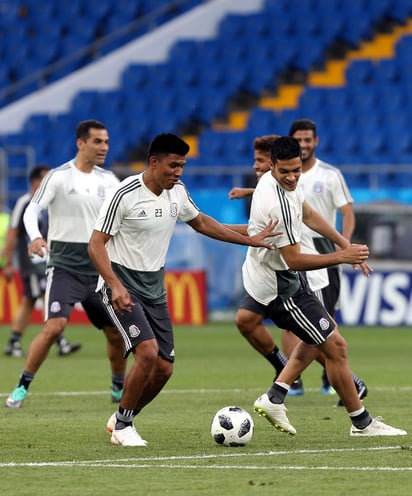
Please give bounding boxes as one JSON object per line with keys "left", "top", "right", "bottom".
{"left": 287, "top": 118, "right": 362, "bottom": 399}
{"left": 247, "top": 136, "right": 406, "bottom": 436}
{"left": 229, "top": 135, "right": 367, "bottom": 400}
{"left": 6, "top": 120, "right": 126, "bottom": 409}
{"left": 2, "top": 165, "right": 81, "bottom": 357}
{"left": 88, "top": 133, "right": 279, "bottom": 446}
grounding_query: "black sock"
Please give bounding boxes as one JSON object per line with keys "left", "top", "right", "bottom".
{"left": 264, "top": 346, "right": 288, "bottom": 376}
{"left": 10, "top": 331, "right": 22, "bottom": 344}
{"left": 352, "top": 373, "right": 364, "bottom": 391}
{"left": 322, "top": 368, "right": 330, "bottom": 388}
{"left": 18, "top": 370, "right": 35, "bottom": 390}
{"left": 112, "top": 373, "right": 125, "bottom": 391}
{"left": 350, "top": 409, "right": 373, "bottom": 429}
{"left": 267, "top": 382, "right": 288, "bottom": 404}
{"left": 116, "top": 406, "right": 134, "bottom": 429}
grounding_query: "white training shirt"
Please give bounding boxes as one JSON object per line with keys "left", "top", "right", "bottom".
{"left": 25, "top": 160, "right": 119, "bottom": 274}
{"left": 242, "top": 171, "right": 303, "bottom": 305}
{"left": 94, "top": 173, "right": 200, "bottom": 302}
{"left": 300, "top": 159, "right": 353, "bottom": 290}
{"left": 301, "top": 158, "right": 353, "bottom": 237}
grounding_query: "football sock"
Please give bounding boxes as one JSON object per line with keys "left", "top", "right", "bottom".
{"left": 349, "top": 407, "right": 373, "bottom": 429}
{"left": 116, "top": 407, "right": 134, "bottom": 429}
{"left": 352, "top": 372, "right": 364, "bottom": 391}
{"left": 265, "top": 346, "right": 288, "bottom": 375}
{"left": 18, "top": 370, "right": 35, "bottom": 390}
{"left": 321, "top": 368, "right": 330, "bottom": 388}
{"left": 9, "top": 331, "right": 22, "bottom": 344}
{"left": 267, "top": 382, "right": 288, "bottom": 404}
{"left": 111, "top": 373, "right": 125, "bottom": 392}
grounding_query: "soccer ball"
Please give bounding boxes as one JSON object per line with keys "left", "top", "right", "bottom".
{"left": 210, "top": 406, "right": 254, "bottom": 447}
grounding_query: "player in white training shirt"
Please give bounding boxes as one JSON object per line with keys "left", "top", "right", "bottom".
{"left": 6, "top": 120, "right": 126, "bottom": 409}
{"left": 285, "top": 118, "right": 365, "bottom": 400}
{"left": 248, "top": 136, "right": 406, "bottom": 438}
{"left": 89, "top": 133, "right": 279, "bottom": 447}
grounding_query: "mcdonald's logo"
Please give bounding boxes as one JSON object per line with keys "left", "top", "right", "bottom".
{"left": 0, "top": 275, "right": 20, "bottom": 322}
{"left": 165, "top": 270, "right": 207, "bottom": 325}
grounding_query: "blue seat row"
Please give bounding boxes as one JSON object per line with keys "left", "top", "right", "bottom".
{"left": 0, "top": 0, "right": 203, "bottom": 106}
{"left": 2, "top": 0, "right": 412, "bottom": 203}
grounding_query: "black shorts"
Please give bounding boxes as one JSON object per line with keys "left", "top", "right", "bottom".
{"left": 239, "top": 286, "right": 335, "bottom": 346}
{"left": 44, "top": 266, "right": 113, "bottom": 329}
{"left": 321, "top": 267, "right": 341, "bottom": 316}
{"left": 22, "top": 273, "right": 47, "bottom": 300}
{"left": 100, "top": 284, "right": 174, "bottom": 361}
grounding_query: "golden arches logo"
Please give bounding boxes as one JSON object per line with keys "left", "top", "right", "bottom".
{"left": 164, "top": 271, "right": 207, "bottom": 325}
{"left": 0, "top": 276, "right": 20, "bottom": 321}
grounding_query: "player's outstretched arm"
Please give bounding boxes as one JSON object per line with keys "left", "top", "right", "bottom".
{"left": 187, "top": 213, "right": 280, "bottom": 249}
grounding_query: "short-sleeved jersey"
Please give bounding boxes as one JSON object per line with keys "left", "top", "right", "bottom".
{"left": 301, "top": 159, "right": 353, "bottom": 242}
{"left": 297, "top": 178, "right": 328, "bottom": 292}
{"left": 31, "top": 160, "right": 119, "bottom": 275}
{"left": 94, "top": 173, "right": 200, "bottom": 304}
{"left": 242, "top": 171, "right": 303, "bottom": 305}
{"left": 9, "top": 192, "right": 48, "bottom": 277}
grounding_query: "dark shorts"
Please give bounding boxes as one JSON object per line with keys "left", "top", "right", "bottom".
{"left": 100, "top": 284, "right": 174, "bottom": 361}
{"left": 239, "top": 285, "right": 336, "bottom": 346}
{"left": 321, "top": 267, "right": 341, "bottom": 316}
{"left": 22, "top": 273, "right": 47, "bottom": 300}
{"left": 44, "top": 266, "right": 113, "bottom": 329}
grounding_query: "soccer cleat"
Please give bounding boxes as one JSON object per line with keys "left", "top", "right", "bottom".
{"left": 337, "top": 382, "right": 368, "bottom": 407}
{"left": 321, "top": 385, "right": 336, "bottom": 395}
{"left": 253, "top": 393, "right": 297, "bottom": 435}
{"left": 111, "top": 388, "right": 123, "bottom": 403}
{"left": 5, "top": 385, "right": 28, "bottom": 408}
{"left": 106, "top": 412, "right": 117, "bottom": 434}
{"left": 58, "top": 338, "right": 82, "bottom": 356}
{"left": 288, "top": 377, "right": 304, "bottom": 396}
{"left": 111, "top": 426, "right": 148, "bottom": 446}
{"left": 4, "top": 341, "right": 25, "bottom": 357}
{"left": 350, "top": 417, "right": 407, "bottom": 437}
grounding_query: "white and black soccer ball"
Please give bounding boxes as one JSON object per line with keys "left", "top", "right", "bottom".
{"left": 210, "top": 406, "right": 254, "bottom": 447}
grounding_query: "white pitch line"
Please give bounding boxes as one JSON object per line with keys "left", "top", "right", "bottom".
{"left": 0, "top": 386, "right": 411, "bottom": 398}
{"left": 0, "top": 446, "right": 409, "bottom": 470}
{"left": 1, "top": 462, "right": 411, "bottom": 471}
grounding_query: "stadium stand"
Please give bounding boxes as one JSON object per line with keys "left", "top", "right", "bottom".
{"left": 1, "top": 0, "right": 412, "bottom": 206}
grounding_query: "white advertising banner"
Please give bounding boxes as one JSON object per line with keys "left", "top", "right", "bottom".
{"left": 337, "top": 271, "right": 412, "bottom": 326}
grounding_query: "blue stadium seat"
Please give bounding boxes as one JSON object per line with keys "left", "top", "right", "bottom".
{"left": 346, "top": 60, "right": 375, "bottom": 86}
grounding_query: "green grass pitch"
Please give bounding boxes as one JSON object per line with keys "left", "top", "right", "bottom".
{"left": 0, "top": 323, "right": 411, "bottom": 496}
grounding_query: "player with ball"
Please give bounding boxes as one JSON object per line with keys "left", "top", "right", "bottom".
{"left": 244, "top": 137, "right": 406, "bottom": 437}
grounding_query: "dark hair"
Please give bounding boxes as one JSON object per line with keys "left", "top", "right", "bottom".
{"left": 29, "top": 164, "right": 50, "bottom": 182}
{"left": 270, "top": 136, "right": 302, "bottom": 163}
{"left": 75, "top": 120, "right": 106, "bottom": 141}
{"left": 253, "top": 134, "right": 280, "bottom": 153}
{"left": 148, "top": 133, "right": 190, "bottom": 159}
{"left": 289, "top": 118, "right": 317, "bottom": 138}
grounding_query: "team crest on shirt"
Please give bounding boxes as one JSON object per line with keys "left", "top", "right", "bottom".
{"left": 319, "top": 318, "right": 330, "bottom": 331}
{"left": 50, "top": 301, "right": 61, "bottom": 313}
{"left": 128, "top": 324, "right": 141, "bottom": 338}
{"left": 313, "top": 181, "right": 324, "bottom": 194}
{"left": 170, "top": 203, "right": 178, "bottom": 217}
{"left": 97, "top": 184, "right": 105, "bottom": 199}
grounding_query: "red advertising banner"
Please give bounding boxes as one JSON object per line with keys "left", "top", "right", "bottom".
{"left": 0, "top": 270, "right": 207, "bottom": 326}
{"left": 164, "top": 270, "right": 207, "bottom": 325}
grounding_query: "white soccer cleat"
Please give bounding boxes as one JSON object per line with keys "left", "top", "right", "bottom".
{"left": 111, "top": 426, "right": 148, "bottom": 446}
{"left": 350, "top": 417, "right": 407, "bottom": 437}
{"left": 253, "top": 393, "right": 297, "bottom": 435}
{"left": 106, "top": 412, "right": 117, "bottom": 434}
